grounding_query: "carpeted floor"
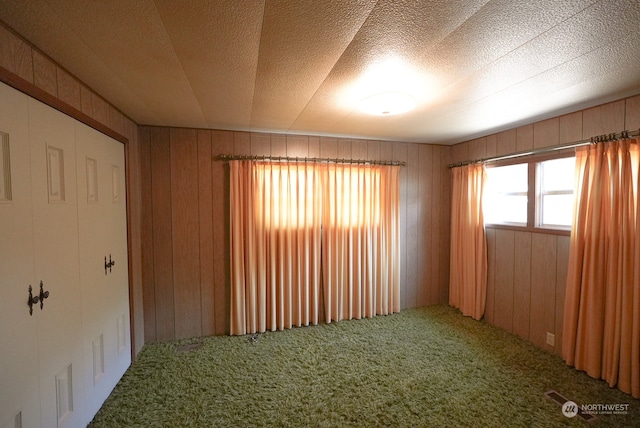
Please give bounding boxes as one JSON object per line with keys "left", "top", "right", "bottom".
{"left": 89, "top": 305, "right": 640, "bottom": 427}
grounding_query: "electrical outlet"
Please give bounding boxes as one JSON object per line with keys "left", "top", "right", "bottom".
{"left": 546, "top": 332, "right": 555, "bottom": 346}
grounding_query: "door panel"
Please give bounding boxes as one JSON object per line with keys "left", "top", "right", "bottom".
{"left": 0, "top": 80, "right": 41, "bottom": 428}
{"left": 100, "top": 128, "right": 131, "bottom": 377}
{"left": 75, "top": 123, "right": 130, "bottom": 423}
{"left": 75, "top": 122, "right": 111, "bottom": 422}
{"left": 28, "top": 97, "right": 85, "bottom": 428}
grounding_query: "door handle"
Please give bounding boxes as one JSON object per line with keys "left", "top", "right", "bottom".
{"left": 105, "top": 254, "right": 115, "bottom": 275}
{"left": 28, "top": 284, "right": 39, "bottom": 316}
{"left": 38, "top": 281, "right": 49, "bottom": 310}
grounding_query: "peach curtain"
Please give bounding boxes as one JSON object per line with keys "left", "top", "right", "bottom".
{"left": 449, "top": 164, "right": 488, "bottom": 320}
{"left": 321, "top": 164, "right": 401, "bottom": 323}
{"left": 230, "top": 161, "right": 322, "bottom": 335}
{"left": 563, "top": 138, "right": 640, "bottom": 398}
{"left": 230, "top": 161, "right": 401, "bottom": 335}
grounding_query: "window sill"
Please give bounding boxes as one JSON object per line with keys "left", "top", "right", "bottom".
{"left": 485, "top": 224, "right": 571, "bottom": 236}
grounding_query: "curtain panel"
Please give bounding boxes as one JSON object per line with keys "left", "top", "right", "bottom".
{"left": 563, "top": 138, "right": 640, "bottom": 398}
{"left": 230, "top": 160, "right": 401, "bottom": 336}
{"left": 322, "top": 163, "right": 401, "bottom": 323}
{"left": 449, "top": 164, "right": 488, "bottom": 320}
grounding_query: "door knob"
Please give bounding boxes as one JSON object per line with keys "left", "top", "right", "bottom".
{"left": 38, "top": 281, "right": 49, "bottom": 310}
{"left": 28, "top": 284, "right": 40, "bottom": 316}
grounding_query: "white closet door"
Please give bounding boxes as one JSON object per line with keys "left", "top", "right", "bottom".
{"left": 75, "top": 122, "right": 130, "bottom": 423}
{"left": 28, "top": 98, "right": 85, "bottom": 428}
{"left": 98, "top": 126, "right": 131, "bottom": 382}
{"left": 0, "top": 83, "right": 41, "bottom": 428}
{"left": 1, "top": 81, "right": 131, "bottom": 428}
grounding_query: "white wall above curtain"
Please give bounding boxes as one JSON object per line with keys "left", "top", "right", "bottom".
{"left": 230, "top": 160, "right": 401, "bottom": 335}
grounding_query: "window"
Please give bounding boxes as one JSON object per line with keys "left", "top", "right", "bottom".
{"left": 483, "top": 154, "right": 575, "bottom": 231}
{"left": 325, "top": 165, "right": 380, "bottom": 228}
{"left": 254, "top": 163, "right": 318, "bottom": 229}
{"left": 254, "top": 163, "right": 381, "bottom": 229}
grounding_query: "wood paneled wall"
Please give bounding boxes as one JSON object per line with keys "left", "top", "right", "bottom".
{"left": 139, "top": 127, "right": 451, "bottom": 341}
{"left": 451, "top": 94, "right": 640, "bottom": 355}
{"left": 485, "top": 230, "right": 570, "bottom": 355}
{"left": 0, "top": 21, "right": 145, "bottom": 355}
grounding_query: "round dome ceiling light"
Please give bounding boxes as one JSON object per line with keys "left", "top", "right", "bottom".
{"left": 358, "top": 91, "right": 416, "bottom": 116}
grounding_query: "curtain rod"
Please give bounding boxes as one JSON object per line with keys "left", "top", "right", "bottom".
{"left": 448, "top": 129, "right": 640, "bottom": 169}
{"left": 215, "top": 154, "right": 406, "bottom": 167}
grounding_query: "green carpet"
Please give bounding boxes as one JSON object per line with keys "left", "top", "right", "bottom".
{"left": 89, "top": 306, "right": 640, "bottom": 427}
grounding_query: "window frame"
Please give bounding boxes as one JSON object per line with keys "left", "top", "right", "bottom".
{"left": 483, "top": 150, "right": 575, "bottom": 236}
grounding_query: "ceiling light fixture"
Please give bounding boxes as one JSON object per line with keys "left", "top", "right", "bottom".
{"left": 358, "top": 91, "right": 416, "bottom": 116}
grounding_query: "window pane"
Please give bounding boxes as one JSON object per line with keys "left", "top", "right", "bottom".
{"left": 486, "top": 163, "right": 528, "bottom": 193}
{"left": 541, "top": 194, "right": 574, "bottom": 227}
{"left": 484, "top": 163, "right": 528, "bottom": 225}
{"left": 538, "top": 156, "right": 575, "bottom": 229}
{"left": 484, "top": 194, "right": 527, "bottom": 225}
{"left": 541, "top": 157, "right": 575, "bottom": 192}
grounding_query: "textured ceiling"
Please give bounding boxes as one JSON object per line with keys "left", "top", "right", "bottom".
{"left": 1, "top": 0, "right": 639, "bottom": 144}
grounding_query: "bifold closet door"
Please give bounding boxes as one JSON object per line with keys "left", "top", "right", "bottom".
{"left": 0, "top": 81, "right": 131, "bottom": 428}
{"left": 28, "top": 97, "right": 86, "bottom": 428}
{"left": 0, "top": 81, "right": 41, "bottom": 428}
{"left": 75, "top": 122, "right": 130, "bottom": 422}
